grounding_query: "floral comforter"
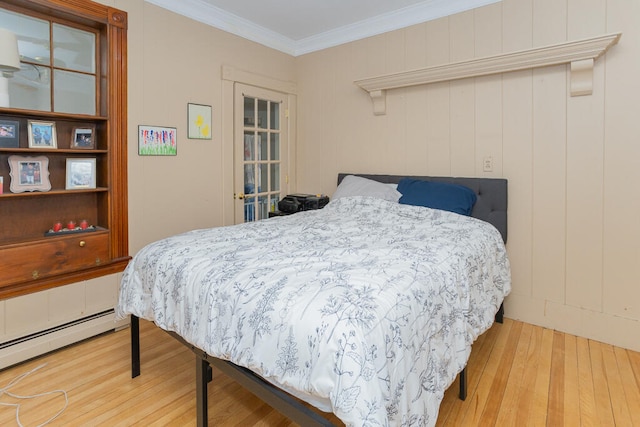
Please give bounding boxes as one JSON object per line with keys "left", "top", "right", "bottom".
{"left": 116, "top": 197, "right": 511, "bottom": 427}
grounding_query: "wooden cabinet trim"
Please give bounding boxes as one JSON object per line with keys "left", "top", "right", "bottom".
{"left": 0, "top": 0, "right": 129, "bottom": 298}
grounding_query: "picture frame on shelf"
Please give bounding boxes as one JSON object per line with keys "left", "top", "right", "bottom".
{"left": 8, "top": 155, "right": 52, "bottom": 193}
{"left": 66, "top": 158, "right": 96, "bottom": 190}
{"left": 187, "top": 103, "right": 212, "bottom": 140}
{"left": 71, "top": 126, "right": 95, "bottom": 149}
{"left": 138, "top": 125, "right": 177, "bottom": 156}
{"left": 0, "top": 120, "right": 19, "bottom": 148}
{"left": 28, "top": 120, "right": 57, "bottom": 149}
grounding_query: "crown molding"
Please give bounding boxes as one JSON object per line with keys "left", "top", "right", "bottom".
{"left": 294, "top": 0, "right": 500, "bottom": 56}
{"left": 145, "top": 0, "right": 297, "bottom": 55}
{"left": 145, "top": 0, "right": 500, "bottom": 57}
{"left": 355, "top": 32, "right": 622, "bottom": 115}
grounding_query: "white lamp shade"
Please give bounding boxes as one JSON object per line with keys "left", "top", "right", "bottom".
{"left": 0, "top": 28, "right": 20, "bottom": 72}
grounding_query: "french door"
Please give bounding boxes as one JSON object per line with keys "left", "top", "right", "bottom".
{"left": 234, "top": 84, "right": 288, "bottom": 223}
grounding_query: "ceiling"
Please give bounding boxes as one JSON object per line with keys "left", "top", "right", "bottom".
{"left": 145, "top": 0, "right": 500, "bottom": 56}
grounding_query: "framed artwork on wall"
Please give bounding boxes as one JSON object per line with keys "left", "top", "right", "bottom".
{"left": 187, "top": 103, "right": 212, "bottom": 140}
{"left": 138, "top": 125, "right": 177, "bottom": 156}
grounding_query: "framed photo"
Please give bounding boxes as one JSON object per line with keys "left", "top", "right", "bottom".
{"left": 71, "top": 126, "right": 95, "bottom": 149}
{"left": 187, "top": 103, "right": 212, "bottom": 140}
{"left": 66, "top": 158, "right": 96, "bottom": 190}
{"left": 8, "top": 155, "right": 51, "bottom": 193}
{"left": 28, "top": 120, "right": 57, "bottom": 149}
{"left": 0, "top": 120, "right": 19, "bottom": 148}
{"left": 138, "top": 125, "right": 177, "bottom": 156}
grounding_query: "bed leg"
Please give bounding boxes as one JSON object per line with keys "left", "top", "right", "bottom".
{"left": 495, "top": 302, "right": 505, "bottom": 324}
{"left": 196, "top": 356, "right": 210, "bottom": 427}
{"left": 131, "top": 315, "right": 140, "bottom": 378}
{"left": 458, "top": 367, "right": 467, "bottom": 401}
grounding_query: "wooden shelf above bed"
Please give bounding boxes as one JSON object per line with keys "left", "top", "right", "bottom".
{"left": 354, "top": 32, "right": 621, "bottom": 115}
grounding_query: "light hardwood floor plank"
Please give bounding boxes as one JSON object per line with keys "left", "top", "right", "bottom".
{"left": 589, "top": 340, "right": 616, "bottom": 427}
{"left": 614, "top": 346, "right": 640, "bottom": 427}
{"left": 576, "top": 336, "right": 599, "bottom": 427}
{"left": 494, "top": 321, "right": 533, "bottom": 425}
{"left": 515, "top": 323, "right": 543, "bottom": 421}
{"left": 477, "top": 320, "right": 523, "bottom": 426}
{"left": 601, "top": 343, "right": 633, "bottom": 426}
{"left": 546, "top": 330, "right": 565, "bottom": 425}
{"left": 527, "top": 326, "right": 554, "bottom": 427}
{"left": 563, "top": 333, "right": 580, "bottom": 426}
{"left": 1, "top": 318, "right": 639, "bottom": 426}
{"left": 459, "top": 318, "right": 514, "bottom": 425}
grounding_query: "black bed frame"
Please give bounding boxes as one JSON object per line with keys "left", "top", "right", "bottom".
{"left": 129, "top": 174, "right": 508, "bottom": 426}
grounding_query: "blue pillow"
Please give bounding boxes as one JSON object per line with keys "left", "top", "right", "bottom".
{"left": 397, "top": 178, "right": 477, "bottom": 216}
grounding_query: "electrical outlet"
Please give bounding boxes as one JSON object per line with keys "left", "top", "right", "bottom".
{"left": 483, "top": 156, "right": 493, "bottom": 172}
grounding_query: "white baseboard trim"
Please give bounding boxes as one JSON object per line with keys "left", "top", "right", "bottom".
{"left": 504, "top": 293, "right": 640, "bottom": 352}
{"left": 0, "top": 309, "right": 125, "bottom": 370}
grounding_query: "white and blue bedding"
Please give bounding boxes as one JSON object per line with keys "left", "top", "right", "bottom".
{"left": 116, "top": 196, "right": 511, "bottom": 427}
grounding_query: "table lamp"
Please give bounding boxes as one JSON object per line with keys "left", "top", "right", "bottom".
{"left": 0, "top": 28, "right": 21, "bottom": 108}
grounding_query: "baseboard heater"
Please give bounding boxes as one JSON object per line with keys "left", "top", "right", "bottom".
{"left": 0, "top": 309, "right": 117, "bottom": 370}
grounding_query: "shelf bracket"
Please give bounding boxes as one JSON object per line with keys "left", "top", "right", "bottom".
{"left": 369, "top": 90, "right": 386, "bottom": 116}
{"left": 570, "top": 58, "right": 594, "bottom": 96}
{"left": 355, "top": 32, "right": 621, "bottom": 115}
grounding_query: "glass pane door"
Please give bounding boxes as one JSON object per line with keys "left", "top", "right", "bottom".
{"left": 241, "top": 93, "right": 282, "bottom": 222}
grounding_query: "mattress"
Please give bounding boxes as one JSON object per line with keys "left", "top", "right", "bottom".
{"left": 116, "top": 196, "right": 511, "bottom": 426}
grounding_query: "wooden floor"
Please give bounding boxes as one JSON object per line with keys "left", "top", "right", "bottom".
{"left": 0, "top": 318, "right": 638, "bottom": 426}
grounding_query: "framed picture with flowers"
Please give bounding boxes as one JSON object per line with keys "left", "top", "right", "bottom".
{"left": 138, "top": 125, "right": 177, "bottom": 156}
{"left": 187, "top": 103, "right": 212, "bottom": 140}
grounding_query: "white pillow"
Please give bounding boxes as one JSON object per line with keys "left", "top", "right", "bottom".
{"left": 332, "top": 175, "right": 401, "bottom": 202}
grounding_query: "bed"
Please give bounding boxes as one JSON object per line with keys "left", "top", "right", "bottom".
{"left": 117, "top": 173, "right": 510, "bottom": 427}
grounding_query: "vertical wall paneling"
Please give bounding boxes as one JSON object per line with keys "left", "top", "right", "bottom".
{"left": 602, "top": 0, "right": 640, "bottom": 323}
{"left": 449, "top": 11, "right": 476, "bottom": 176}
{"left": 403, "top": 24, "right": 429, "bottom": 175}
{"left": 530, "top": 0, "right": 568, "bottom": 305}
{"left": 382, "top": 30, "right": 407, "bottom": 173}
{"left": 501, "top": 0, "right": 534, "bottom": 298}
{"left": 474, "top": 4, "right": 503, "bottom": 177}
{"left": 367, "top": 35, "right": 390, "bottom": 173}
{"left": 532, "top": 0, "right": 568, "bottom": 46}
{"left": 365, "top": 35, "right": 388, "bottom": 174}
{"left": 334, "top": 45, "right": 355, "bottom": 181}
{"left": 425, "top": 18, "right": 451, "bottom": 175}
{"left": 343, "top": 40, "right": 372, "bottom": 181}
{"left": 295, "top": 0, "right": 640, "bottom": 351}
{"left": 86, "top": 274, "right": 120, "bottom": 314}
{"left": 48, "top": 282, "right": 85, "bottom": 325}
{"left": 5, "top": 292, "right": 49, "bottom": 338}
{"left": 565, "top": 0, "right": 607, "bottom": 311}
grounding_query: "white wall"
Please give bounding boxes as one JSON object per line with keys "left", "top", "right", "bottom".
{"left": 295, "top": 0, "right": 640, "bottom": 351}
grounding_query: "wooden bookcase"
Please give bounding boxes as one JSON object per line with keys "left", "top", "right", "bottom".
{"left": 0, "top": 0, "right": 129, "bottom": 299}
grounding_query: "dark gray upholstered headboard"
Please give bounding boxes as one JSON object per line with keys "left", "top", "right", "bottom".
{"left": 337, "top": 173, "right": 508, "bottom": 243}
